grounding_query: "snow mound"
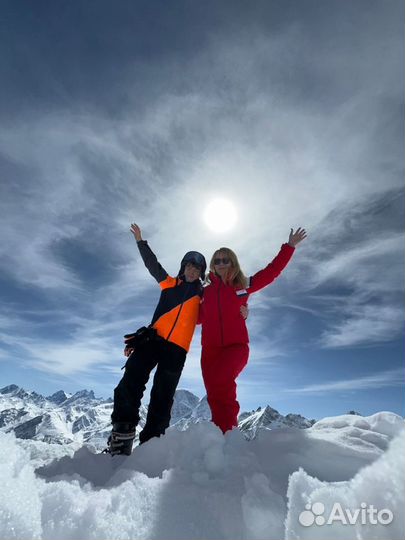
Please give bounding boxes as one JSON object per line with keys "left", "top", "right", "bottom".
{"left": 0, "top": 431, "right": 42, "bottom": 539}
{"left": 286, "top": 430, "right": 405, "bottom": 540}
{"left": 0, "top": 412, "right": 403, "bottom": 540}
{"left": 311, "top": 411, "right": 404, "bottom": 442}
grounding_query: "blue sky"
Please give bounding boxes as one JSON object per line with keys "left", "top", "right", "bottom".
{"left": 0, "top": 0, "right": 403, "bottom": 420}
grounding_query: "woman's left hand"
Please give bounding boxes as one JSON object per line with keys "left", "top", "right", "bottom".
{"left": 288, "top": 227, "right": 307, "bottom": 247}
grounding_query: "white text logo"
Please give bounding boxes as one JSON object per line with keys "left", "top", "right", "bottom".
{"left": 298, "top": 502, "right": 393, "bottom": 527}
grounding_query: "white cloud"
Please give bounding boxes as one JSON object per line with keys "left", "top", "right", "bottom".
{"left": 290, "top": 230, "right": 404, "bottom": 348}
{"left": 318, "top": 305, "right": 404, "bottom": 349}
{"left": 285, "top": 368, "right": 405, "bottom": 395}
{"left": 306, "top": 233, "right": 403, "bottom": 293}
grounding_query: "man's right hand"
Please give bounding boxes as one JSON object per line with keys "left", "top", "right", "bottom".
{"left": 240, "top": 304, "right": 249, "bottom": 320}
{"left": 130, "top": 223, "right": 143, "bottom": 242}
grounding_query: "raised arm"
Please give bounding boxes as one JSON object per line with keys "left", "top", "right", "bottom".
{"left": 248, "top": 227, "right": 307, "bottom": 294}
{"left": 130, "top": 223, "right": 168, "bottom": 284}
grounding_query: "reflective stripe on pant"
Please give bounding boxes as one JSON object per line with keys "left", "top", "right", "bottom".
{"left": 201, "top": 344, "right": 249, "bottom": 434}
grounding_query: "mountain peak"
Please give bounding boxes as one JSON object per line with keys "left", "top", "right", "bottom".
{"left": 0, "top": 384, "right": 31, "bottom": 400}
{"left": 47, "top": 390, "right": 70, "bottom": 405}
{"left": 261, "top": 405, "right": 282, "bottom": 422}
{"left": 170, "top": 389, "right": 200, "bottom": 423}
{"left": 175, "top": 389, "right": 199, "bottom": 400}
{"left": 0, "top": 384, "right": 20, "bottom": 394}
{"left": 72, "top": 390, "right": 95, "bottom": 400}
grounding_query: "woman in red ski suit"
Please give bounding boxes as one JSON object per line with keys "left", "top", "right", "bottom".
{"left": 200, "top": 227, "right": 307, "bottom": 434}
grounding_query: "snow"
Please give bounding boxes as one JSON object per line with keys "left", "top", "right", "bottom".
{"left": 0, "top": 411, "right": 403, "bottom": 540}
{"left": 1, "top": 384, "right": 317, "bottom": 448}
{"left": 239, "top": 406, "right": 314, "bottom": 440}
{"left": 285, "top": 430, "right": 405, "bottom": 540}
{"left": 0, "top": 430, "right": 42, "bottom": 539}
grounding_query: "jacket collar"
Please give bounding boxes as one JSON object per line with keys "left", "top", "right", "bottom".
{"left": 209, "top": 271, "right": 222, "bottom": 284}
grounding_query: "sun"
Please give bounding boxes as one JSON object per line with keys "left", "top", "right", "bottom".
{"left": 203, "top": 198, "right": 238, "bottom": 232}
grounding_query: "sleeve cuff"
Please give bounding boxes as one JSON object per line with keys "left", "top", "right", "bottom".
{"left": 283, "top": 243, "right": 295, "bottom": 250}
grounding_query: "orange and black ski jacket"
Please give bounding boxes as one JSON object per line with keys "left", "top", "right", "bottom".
{"left": 137, "top": 240, "right": 203, "bottom": 352}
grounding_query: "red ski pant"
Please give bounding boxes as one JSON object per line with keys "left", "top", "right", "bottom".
{"left": 201, "top": 343, "right": 249, "bottom": 434}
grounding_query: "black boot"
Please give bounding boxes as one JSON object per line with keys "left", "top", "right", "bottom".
{"left": 104, "top": 422, "right": 135, "bottom": 456}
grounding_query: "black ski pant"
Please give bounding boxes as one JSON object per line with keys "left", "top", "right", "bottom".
{"left": 111, "top": 337, "right": 186, "bottom": 444}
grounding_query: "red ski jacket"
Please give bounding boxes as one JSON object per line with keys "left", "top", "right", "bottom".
{"left": 200, "top": 243, "right": 295, "bottom": 347}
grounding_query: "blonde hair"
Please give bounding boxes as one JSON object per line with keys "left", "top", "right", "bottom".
{"left": 207, "top": 247, "right": 248, "bottom": 289}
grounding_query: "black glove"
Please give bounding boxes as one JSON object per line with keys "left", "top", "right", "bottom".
{"left": 123, "top": 326, "right": 158, "bottom": 349}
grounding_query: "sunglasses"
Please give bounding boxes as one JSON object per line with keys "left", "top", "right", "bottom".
{"left": 213, "top": 257, "right": 231, "bottom": 265}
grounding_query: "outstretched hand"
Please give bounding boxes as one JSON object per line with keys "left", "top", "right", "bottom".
{"left": 288, "top": 227, "right": 307, "bottom": 247}
{"left": 130, "top": 223, "right": 143, "bottom": 242}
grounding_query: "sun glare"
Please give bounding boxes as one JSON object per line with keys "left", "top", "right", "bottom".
{"left": 203, "top": 198, "right": 238, "bottom": 232}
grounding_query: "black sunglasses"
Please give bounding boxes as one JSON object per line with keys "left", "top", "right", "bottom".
{"left": 213, "top": 257, "right": 231, "bottom": 265}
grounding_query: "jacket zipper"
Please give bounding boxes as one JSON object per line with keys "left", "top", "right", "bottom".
{"left": 217, "top": 280, "right": 224, "bottom": 345}
{"left": 166, "top": 281, "right": 189, "bottom": 342}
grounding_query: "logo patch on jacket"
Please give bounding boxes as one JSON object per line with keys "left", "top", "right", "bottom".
{"left": 236, "top": 289, "right": 248, "bottom": 297}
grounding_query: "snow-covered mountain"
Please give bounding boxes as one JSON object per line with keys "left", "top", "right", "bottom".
{"left": 239, "top": 405, "right": 315, "bottom": 439}
{"left": 0, "top": 384, "right": 314, "bottom": 449}
{"left": 0, "top": 384, "right": 133, "bottom": 449}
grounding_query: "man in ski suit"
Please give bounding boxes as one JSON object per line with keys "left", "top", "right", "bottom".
{"left": 107, "top": 223, "right": 206, "bottom": 455}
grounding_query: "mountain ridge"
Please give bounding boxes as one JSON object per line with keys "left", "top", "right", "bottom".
{"left": 1, "top": 383, "right": 317, "bottom": 449}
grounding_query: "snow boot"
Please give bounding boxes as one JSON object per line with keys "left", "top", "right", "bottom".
{"left": 103, "top": 422, "right": 135, "bottom": 456}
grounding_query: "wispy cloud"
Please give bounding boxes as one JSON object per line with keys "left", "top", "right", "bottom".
{"left": 284, "top": 368, "right": 405, "bottom": 395}
{"left": 317, "top": 305, "right": 404, "bottom": 349}
{"left": 287, "top": 222, "right": 404, "bottom": 348}
{"left": 305, "top": 232, "right": 403, "bottom": 294}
